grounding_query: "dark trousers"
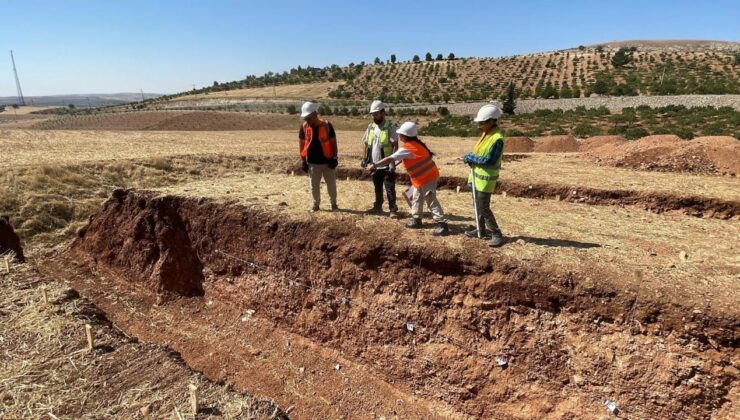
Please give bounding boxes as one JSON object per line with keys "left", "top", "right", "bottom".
{"left": 474, "top": 191, "right": 501, "bottom": 234}
{"left": 372, "top": 168, "right": 397, "bottom": 211}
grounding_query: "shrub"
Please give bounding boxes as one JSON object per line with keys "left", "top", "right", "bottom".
{"left": 624, "top": 127, "right": 650, "bottom": 140}
{"left": 286, "top": 105, "right": 297, "bottom": 115}
{"left": 437, "top": 106, "right": 450, "bottom": 116}
{"left": 573, "top": 123, "right": 603, "bottom": 137}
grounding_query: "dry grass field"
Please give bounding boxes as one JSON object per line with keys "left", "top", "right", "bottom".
{"left": 1, "top": 124, "right": 738, "bottom": 418}
{"left": 176, "top": 82, "right": 343, "bottom": 100}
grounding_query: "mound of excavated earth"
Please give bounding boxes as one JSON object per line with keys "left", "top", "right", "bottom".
{"left": 503, "top": 136, "right": 534, "bottom": 153}
{"left": 533, "top": 135, "right": 581, "bottom": 153}
{"left": 586, "top": 135, "right": 740, "bottom": 176}
{"left": 50, "top": 189, "right": 739, "bottom": 419}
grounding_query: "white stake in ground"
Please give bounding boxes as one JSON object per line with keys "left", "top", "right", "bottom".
{"left": 3, "top": 256, "right": 10, "bottom": 273}
{"left": 85, "top": 324, "right": 94, "bottom": 351}
{"left": 41, "top": 286, "right": 48, "bottom": 304}
{"left": 189, "top": 383, "right": 199, "bottom": 414}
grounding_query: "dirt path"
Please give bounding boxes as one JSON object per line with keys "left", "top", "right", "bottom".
{"left": 44, "top": 189, "right": 739, "bottom": 419}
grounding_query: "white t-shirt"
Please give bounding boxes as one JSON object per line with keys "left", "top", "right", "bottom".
{"left": 361, "top": 122, "right": 398, "bottom": 169}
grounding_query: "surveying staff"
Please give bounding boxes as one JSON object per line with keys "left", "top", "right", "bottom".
{"left": 370, "top": 122, "right": 449, "bottom": 236}
{"left": 462, "top": 102, "right": 505, "bottom": 247}
{"left": 360, "top": 100, "right": 399, "bottom": 218}
{"left": 298, "top": 101, "right": 339, "bottom": 212}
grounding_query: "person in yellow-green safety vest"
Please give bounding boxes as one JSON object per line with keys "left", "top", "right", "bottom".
{"left": 462, "top": 102, "right": 506, "bottom": 247}
{"left": 360, "top": 100, "right": 399, "bottom": 218}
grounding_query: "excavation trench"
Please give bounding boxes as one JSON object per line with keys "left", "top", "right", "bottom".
{"left": 289, "top": 166, "right": 740, "bottom": 220}
{"left": 65, "top": 190, "right": 738, "bottom": 418}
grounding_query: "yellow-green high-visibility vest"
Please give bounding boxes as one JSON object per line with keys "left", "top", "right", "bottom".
{"left": 366, "top": 120, "right": 394, "bottom": 157}
{"left": 467, "top": 131, "right": 504, "bottom": 193}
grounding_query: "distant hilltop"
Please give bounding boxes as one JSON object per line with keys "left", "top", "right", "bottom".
{"left": 154, "top": 39, "right": 739, "bottom": 105}
{"left": 0, "top": 93, "right": 161, "bottom": 107}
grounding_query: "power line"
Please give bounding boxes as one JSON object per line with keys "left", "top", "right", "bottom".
{"left": 10, "top": 50, "right": 25, "bottom": 106}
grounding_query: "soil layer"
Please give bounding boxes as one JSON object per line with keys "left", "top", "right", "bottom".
{"left": 53, "top": 189, "right": 739, "bottom": 419}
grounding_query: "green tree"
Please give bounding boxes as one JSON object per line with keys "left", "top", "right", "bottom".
{"left": 390, "top": 54, "right": 397, "bottom": 64}
{"left": 447, "top": 53, "right": 455, "bottom": 60}
{"left": 502, "top": 83, "right": 517, "bottom": 115}
{"left": 611, "top": 47, "right": 632, "bottom": 68}
{"left": 412, "top": 55, "right": 420, "bottom": 63}
{"left": 436, "top": 53, "right": 443, "bottom": 60}
{"left": 425, "top": 52, "right": 433, "bottom": 61}
{"left": 374, "top": 57, "right": 381, "bottom": 65}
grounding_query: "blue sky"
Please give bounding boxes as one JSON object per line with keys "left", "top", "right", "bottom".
{"left": 2, "top": 0, "right": 738, "bottom": 96}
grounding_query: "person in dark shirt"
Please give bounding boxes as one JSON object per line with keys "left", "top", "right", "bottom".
{"left": 298, "top": 102, "right": 338, "bottom": 212}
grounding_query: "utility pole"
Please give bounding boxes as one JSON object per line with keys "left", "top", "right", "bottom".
{"left": 192, "top": 83, "right": 196, "bottom": 91}
{"left": 10, "top": 50, "right": 26, "bottom": 106}
{"left": 140, "top": 88, "right": 145, "bottom": 102}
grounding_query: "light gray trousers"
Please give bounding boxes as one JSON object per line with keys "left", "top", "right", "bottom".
{"left": 411, "top": 181, "right": 447, "bottom": 222}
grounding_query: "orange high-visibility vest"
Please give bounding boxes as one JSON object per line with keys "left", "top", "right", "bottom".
{"left": 300, "top": 120, "right": 337, "bottom": 159}
{"left": 402, "top": 140, "right": 439, "bottom": 188}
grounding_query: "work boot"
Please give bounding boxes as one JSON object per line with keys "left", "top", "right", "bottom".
{"left": 389, "top": 210, "right": 399, "bottom": 219}
{"left": 366, "top": 205, "right": 382, "bottom": 214}
{"left": 433, "top": 222, "right": 449, "bottom": 236}
{"left": 406, "top": 217, "right": 423, "bottom": 229}
{"left": 465, "top": 228, "right": 486, "bottom": 238}
{"left": 489, "top": 230, "right": 505, "bottom": 247}
{"left": 330, "top": 204, "right": 339, "bottom": 212}
{"left": 310, "top": 204, "right": 320, "bottom": 213}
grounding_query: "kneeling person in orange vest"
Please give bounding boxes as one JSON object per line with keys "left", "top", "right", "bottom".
{"left": 369, "top": 122, "right": 449, "bottom": 236}
{"left": 298, "top": 101, "right": 339, "bottom": 212}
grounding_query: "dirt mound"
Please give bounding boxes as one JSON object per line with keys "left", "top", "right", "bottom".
{"left": 533, "top": 135, "right": 580, "bottom": 153}
{"left": 587, "top": 135, "right": 739, "bottom": 176}
{"left": 73, "top": 190, "right": 204, "bottom": 297}
{"left": 0, "top": 216, "right": 25, "bottom": 262}
{"left": 503, "top": 136, "right": 534, "bottom": 153}
{"left": 67, "top": 189, "right": 739, "bottom": 419}
{"left": 578, "top": 135, "right": 627, "bottom": 152}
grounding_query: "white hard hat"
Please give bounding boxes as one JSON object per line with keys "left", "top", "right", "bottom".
{"left": 397, "top": 121, "right": 417, "bottom": 138}
{"left": 369, "top": 100, "right": 385, "bottom": 114}
{"left": 473, "top": 102, "right": 502, "bottom": 122}
{"left": 301, "top": 101, "right": 318, "bottom": 118}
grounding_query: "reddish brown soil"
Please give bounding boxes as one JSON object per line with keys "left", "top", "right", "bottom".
{"left": 503, "top": 137, "right": 534, "bottom": 153}
{"left": 0, "top": 216, "right": 25, "bottom": 262}
{"left": 578, "top": 135, "right": 627, "bottom": 152}
{"left": 533, "top": 135, "right": 580, "bottom": 153}
{"left": 57, "top": 189, "right": 739, "bottom": 419}
{"left": 326, "top": 167, "right": 740, "bottom": 220}
{"left": 586, "top": 135, "right": 740, "bottom": 176}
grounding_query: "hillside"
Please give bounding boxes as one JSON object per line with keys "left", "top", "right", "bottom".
{"left": 161, "top": 40, "right": 739, "bottom": 105}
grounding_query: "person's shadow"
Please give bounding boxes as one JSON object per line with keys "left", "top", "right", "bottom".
{"left": 506, "top": 235, "right": 601, "bottom": 249}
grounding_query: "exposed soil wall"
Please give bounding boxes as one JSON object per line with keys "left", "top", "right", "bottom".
{"left": 69, "top": 190, "right": 739, "bottom": 418}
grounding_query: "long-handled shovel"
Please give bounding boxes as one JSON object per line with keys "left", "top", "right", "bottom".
{"left": 470, "top": 168, "right": 482, "bottom": 238}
